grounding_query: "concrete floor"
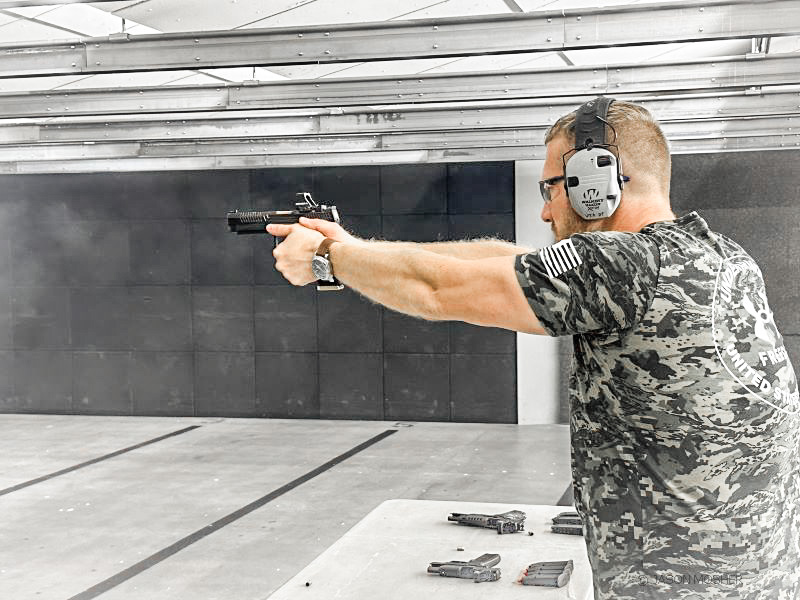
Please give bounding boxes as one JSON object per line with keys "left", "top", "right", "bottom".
{"left": 0, "top": 415, "right": 571, "bottom": 600}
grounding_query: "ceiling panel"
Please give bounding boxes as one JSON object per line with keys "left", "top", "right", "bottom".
{"left": 240, "top": 0, "right": 484, "bottom": 29}
{"left": 316, "top": 57, "right": 463, "bottom": 79}
{"left": 263, "top": 62, "right": 367, "bottom": 80}
{"left": 160, "top": 73, "right": 235, "bottom": 86}
{"left": 387, "top": 0, "right": 512, "bottom": 20}
{"left": 199, "top": 67, "right": 288, "bottom": 82}
{"left": 3, "top": 6, "right": 57, "bottom": 18}
{"left": 111, "top": 0, "right": 320, "bottom": 33}
{"left": 416, "top": 52, "right": 563, "bottom": 73}
{"left": 55, "top": 70, "right": 203, "bottom": 89}
{"left": 493, "top": 52, "right": 570, "bottom": 70}
{"left": 515, "top": 0, "right": 692, "bottom": 9}
{"left": 0, "top": 74, "right": 87, "bottom": 92}
{"left": 515, "top": 0, "right": 635, "bottom": 9}
{"left": 771, "top": 35, "right": 800, "bottom": 53}
{"left": 562, "top": 39, "right": 754, "bottom": 67}
{"left": 630, "top": 38, "right": 753, "bottom": 63}
{"left": 123, "top": 22, "right": 161, "bottom": 34}
{"left": 30, "top": 4, "right": 126, "bottom": 36}
{"left": 0, "top": 16, "right": 79, "bottom": 42}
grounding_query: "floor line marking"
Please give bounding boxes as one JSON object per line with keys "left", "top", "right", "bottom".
{"left": 0, "top": 425, "right": 202, "bottom": 498}
{"left": 67, "top": 428, "right": 398, "bottom": 600}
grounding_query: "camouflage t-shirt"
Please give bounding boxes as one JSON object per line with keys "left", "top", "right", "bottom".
{"left": 515, "top": 212, "right": 799, "bottom": 600}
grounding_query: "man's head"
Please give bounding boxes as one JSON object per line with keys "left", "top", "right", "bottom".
{"left": 540, "top": 99, "right": 672, "bottom": 240}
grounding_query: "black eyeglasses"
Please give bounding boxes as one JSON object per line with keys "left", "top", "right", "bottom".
{"left": 538, "top": 175, "right": 565, "bottom": 203}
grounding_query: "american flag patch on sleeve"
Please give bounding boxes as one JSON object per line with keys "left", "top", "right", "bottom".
{"left": 540, "top": 239, "right": 582, "bottom": 278}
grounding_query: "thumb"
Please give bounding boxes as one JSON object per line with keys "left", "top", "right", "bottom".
{"left": 299, "top": 217, "right": 355, "bottom": 243}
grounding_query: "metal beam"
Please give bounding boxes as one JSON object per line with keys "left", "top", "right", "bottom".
{"left": 0, "top": 1, "right": 798, "bottom": 78}
{"left": 2, "top": 131, "right": 798, "bottom": 174}
{"left": 0, "top": 110, "right": 797, "bottom": 173}
{"left": 2, "top": 52, "right": 799, "bottom": 118}
{"left": 2, "top": 89, "right": 798, "bottom": 145}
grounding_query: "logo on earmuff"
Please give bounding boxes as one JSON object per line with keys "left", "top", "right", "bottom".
{"left": 583, "top": 188, "right": 600, "bottom": 200}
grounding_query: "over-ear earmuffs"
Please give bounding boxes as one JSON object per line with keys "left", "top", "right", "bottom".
{"left": 563, "top": 97, "right": 627, "bottom": 220}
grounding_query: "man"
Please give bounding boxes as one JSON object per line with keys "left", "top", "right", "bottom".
{"left": 268, "top": 98, "right": 799, "bottom": 599}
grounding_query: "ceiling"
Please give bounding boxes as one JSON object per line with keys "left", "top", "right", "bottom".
{"left": 0, "top": 0, "right": 798, "bottom": 172}
{"left": 2, "top": 0, "right": 796, "bottom": 91}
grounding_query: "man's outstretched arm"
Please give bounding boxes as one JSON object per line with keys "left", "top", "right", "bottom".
{"left": 267, "top": 220, "right": 546, "bottom": 335}
{"left": 299, "top": 217, "right": 532, "bottom": 259}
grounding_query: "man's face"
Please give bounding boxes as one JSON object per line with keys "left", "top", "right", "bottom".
{"left": 540, "top": 135, "right": 585, "bottom": 241}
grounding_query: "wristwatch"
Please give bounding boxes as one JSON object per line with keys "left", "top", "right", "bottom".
{"left": 311, "top": 237, "right": 337, "bottom": 282}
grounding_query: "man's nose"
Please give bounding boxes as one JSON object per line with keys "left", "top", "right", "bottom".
{"left": 540, "top": 201, "right": 552, "bottom": 223}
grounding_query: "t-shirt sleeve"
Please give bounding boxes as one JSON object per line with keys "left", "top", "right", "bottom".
{"left": 514, "top": 231, "right": 660, "bottom": 337}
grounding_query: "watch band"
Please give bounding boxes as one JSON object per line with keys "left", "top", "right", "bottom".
{"left": 315, "top": 237, "right": 337, "bottom": 258}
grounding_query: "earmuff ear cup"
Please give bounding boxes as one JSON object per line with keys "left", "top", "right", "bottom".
{"left": 564, "top": 147, "right": 622, "bottom": 220}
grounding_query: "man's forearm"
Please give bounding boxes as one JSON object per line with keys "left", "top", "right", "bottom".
{"left": 329, "top": 242, "right": 456, "bottom": 320}
{"left": 358, "top": 238, "right": 529, "bottom": 259}
{"left": 326, "top": 240, "right": 540, "bottom": 333}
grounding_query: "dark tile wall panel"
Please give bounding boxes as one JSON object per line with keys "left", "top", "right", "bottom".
{"left": 129, "top": 221, "right": 191, "bottom": 284}
{"left": 383, "top": 311, "right": 449, "bottom": 354}
{"left": 0, "top": 163, "right": 517, "bottom": 422}
{"left": 0, "top": 237, "right": 11, "bottom": 286}
{"left": 8, "top": 351, "right": 71, "bottom": 413}
{"left": 447, "top": 162, "right": 515, "bottom": 214}
{"left": 63, "top": 222, "right": 130, "bottom": 285}
{"left": 384, "top": 354, "right": 450, "bottom": 421}
{"left": 255, "top": 352, "right": 318, "bottom": 418}
{"left": 72, "top": 351, "right": 132, "bottom": 415}
{"left": 195, "top": 352, "right": 255, "bottom": 417}
{"left": 129, "top": 287, "right": 192, "bottom": 352}
{"left": 451, "top": 355, "right": 516, "bottom": 423}
{"left": 0, "top": 291, "right": 11, "bottom": 350}
{"left": 318, "top": 289, "right": 382, "bottom": 353}
{"left": 448, "top": 214, "right": 515, "bottom": 241}
{"left": 671, "top": 150, "right": 798, "bottom": 211}
{"left": 131, "top": 352, "right": 194, "bottom": 416}
{"left": 191, "top": 221, "right": 254, "bottom": 286}
{"left": 12, "top": 222, "right": 72, "bottom": 286}
{"left": 0, "top": 351, "right": 13, "bottom": 409}
{"left": 192, "top": 286, "right": 254, "bottom": 352}
{"left": 340, "top": 215, "right": 381, "bottom": 240}
{"left": 382, "top": 215, "right": 449, "bottom": 243}
{"left": 70, "top": 288, "right": 131, "bottom": 350}
{"left": 122, "top": 172, "right": 192, "bottom": 220}
{"left": 319, "top": 353, "right": 382, "bottom": 420}
{"left": 184, "top": 171, "right": 250, "bottom": 219}
{"left": 250, "top": 168, "right": 313, "bottom": 210}
{"left": 314, "top": 166, "right": 381, "bottom": 215}
{"left": 254, "top": 285, "right": 317, "bottom": 352}
{"left": 12, "top": 287, "right": 70, "bottom": 350}
{"left": 381, "top": 164, "right": 447, "bottom": 215}
{"left": 451, "top": 322, "right": 516, "bottom": 354}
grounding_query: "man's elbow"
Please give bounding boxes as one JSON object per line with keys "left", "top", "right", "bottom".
{"left": 422, "top": 287, "right": 449, "bottom": 322}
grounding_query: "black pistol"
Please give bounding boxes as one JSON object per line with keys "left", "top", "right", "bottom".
{"left": 227, "top": 192, "right": 343, "bottom": 291}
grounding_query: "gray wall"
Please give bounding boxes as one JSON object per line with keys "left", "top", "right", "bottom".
{"left": 0, "top": 163, "right": 517, "bottom": 422}
{"left": 556, "top": 150, "right": 800, "bottom": 423}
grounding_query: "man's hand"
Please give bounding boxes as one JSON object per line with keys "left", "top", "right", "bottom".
{"left": 297, "top": 217, "right": 361, "bottom": 245}
{"left": 266, "top": 222, "right": 325, "bottom": 286}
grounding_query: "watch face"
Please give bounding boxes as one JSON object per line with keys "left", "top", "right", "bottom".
{"left": 311, "top": 255, "right": 332, "bottom": 281}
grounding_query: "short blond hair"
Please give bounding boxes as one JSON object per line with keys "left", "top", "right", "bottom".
{"left": 545, "top": 99, "right": 671, "bottom": 196}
